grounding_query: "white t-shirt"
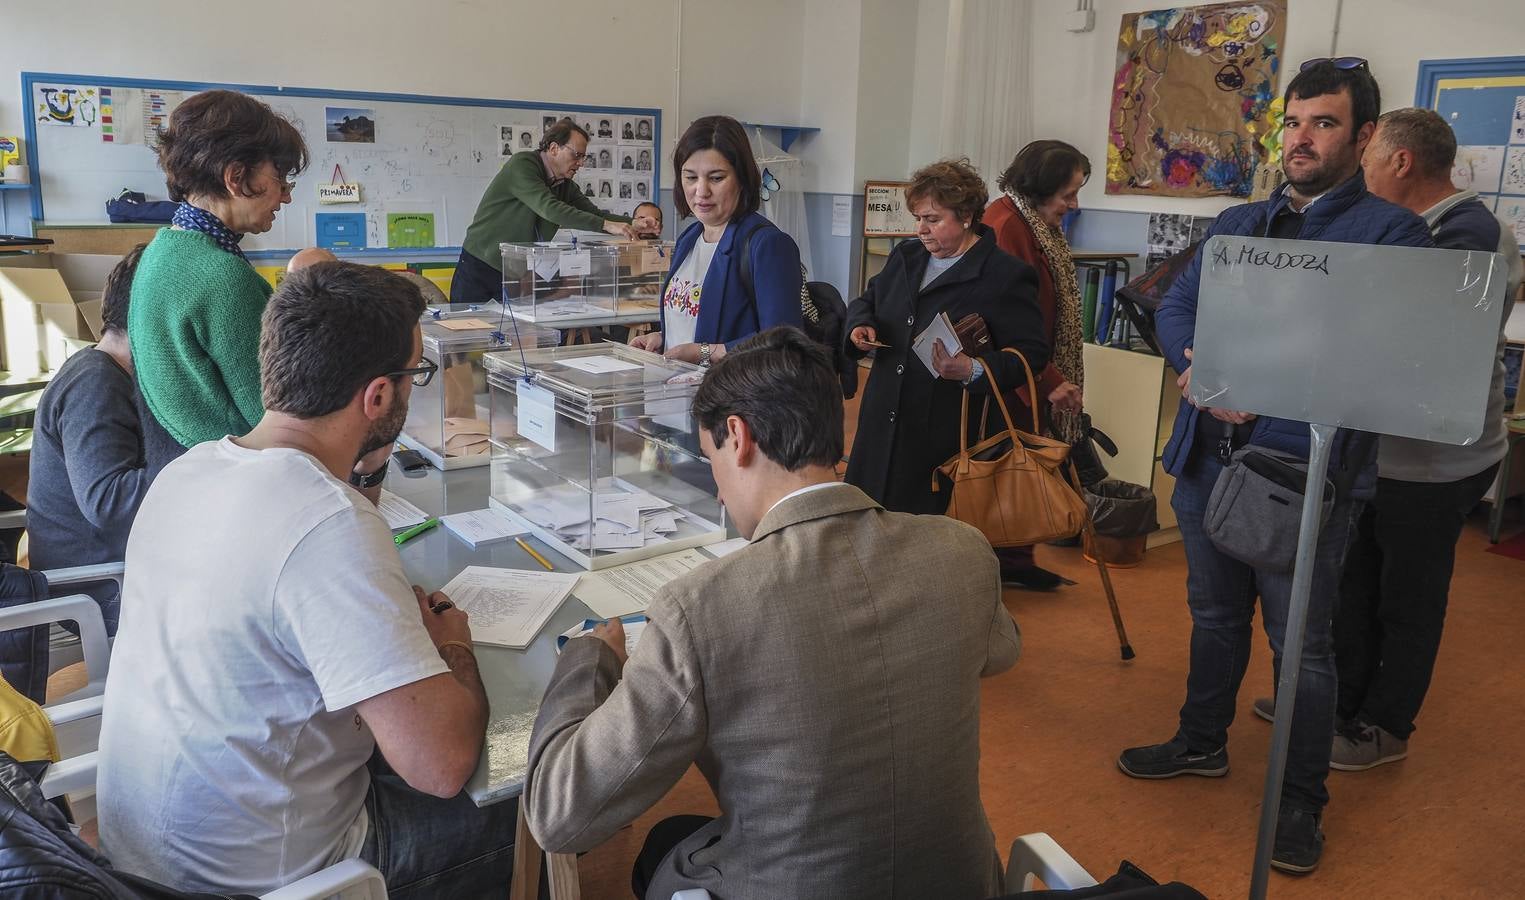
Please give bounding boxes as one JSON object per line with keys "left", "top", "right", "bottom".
{"left": 662, "top": 235, "right": 720, "bottom": 349}
{"left": 97, "top": 438, "right": 448, "bottom": 895}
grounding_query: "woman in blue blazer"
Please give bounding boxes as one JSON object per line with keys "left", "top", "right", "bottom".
{"left": 631, "top": 115, "right": 802, "bottom": 366}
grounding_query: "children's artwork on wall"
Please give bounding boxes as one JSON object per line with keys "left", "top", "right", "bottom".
{"left": 33, "top": 84, "right": 99, "bottom": 128}
{"left": 1106, "top": 1, "right": 1286, "bottom": 198}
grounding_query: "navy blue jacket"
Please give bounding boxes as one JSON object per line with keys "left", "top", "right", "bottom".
{"left": 660, "top": 211, "right": 804, "bottom": 345}
{"left": 1155, "top": 172, "right": 1434, "bottom": 489}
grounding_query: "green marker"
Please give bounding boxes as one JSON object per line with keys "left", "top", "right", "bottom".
{"left": 394, "top": 518, "right": 440, "bottom": 546}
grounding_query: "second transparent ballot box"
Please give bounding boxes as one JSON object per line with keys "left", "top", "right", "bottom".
{"left": 501, "top": 241, "right": 620, "bottom": 323}
{"left": 483, "top": 344, "right": 725, "bottom": 569}
{"left": 400, "top": 317, "right": 559, "bottom": 470}
{"left": 614, "top": 240, "right": 675, "bottom": 307}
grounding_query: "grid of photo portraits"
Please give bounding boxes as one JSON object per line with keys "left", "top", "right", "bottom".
{"left": 495, "top": 111, "right": 653, "bottom": 216}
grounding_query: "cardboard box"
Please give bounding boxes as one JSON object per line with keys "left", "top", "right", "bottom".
{"left": 0, "top": 252, "right": 119, "bottom": 374}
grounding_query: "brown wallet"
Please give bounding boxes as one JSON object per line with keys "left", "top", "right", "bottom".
{"left": 952, "top": 313, "right": 991, "bottom": 355}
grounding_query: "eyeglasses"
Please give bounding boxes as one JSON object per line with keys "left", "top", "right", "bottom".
{"left": 565, "top": 148, "right": 588, "bottom": 163}
{"left": 1300, "top": 57, "right": 1369, "bottom": 72}
{"left": 387, "top": 356, "right": 437, "bottom": 387}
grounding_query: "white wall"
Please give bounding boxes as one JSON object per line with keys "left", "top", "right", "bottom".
{"left": 0, "top": 0, "right": 811, "bottom": 195}
{"left": 799, "top": 0, "right": 863, "bottom": 194}
{"left": 1026, "top": 0, "right": 1525, "bottom": 218}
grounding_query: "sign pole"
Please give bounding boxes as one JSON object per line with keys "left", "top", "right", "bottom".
{"left": 1248, "top": 421, "right": 1337, "bottom": 899}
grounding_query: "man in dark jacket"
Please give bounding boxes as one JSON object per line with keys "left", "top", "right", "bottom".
{"left": 1327, "top": 108, "right": 1523, "bottom": 770}
{"left": 1116, "top": 60, "right": 1434, "bottom": 875}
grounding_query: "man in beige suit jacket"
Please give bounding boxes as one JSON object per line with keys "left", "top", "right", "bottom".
{"left": 526, "top": 327, "right": 1021, "bottom": 900}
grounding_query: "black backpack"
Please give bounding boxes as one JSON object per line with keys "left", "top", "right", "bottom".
{"left": 736, "top": 224, "right": 859, "bottom": 399}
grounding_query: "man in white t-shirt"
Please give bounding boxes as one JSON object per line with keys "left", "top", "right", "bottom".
{"left": 97, "top": 262, "right": 517, "bottom": 896}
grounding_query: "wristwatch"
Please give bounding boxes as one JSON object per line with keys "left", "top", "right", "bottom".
{"left": 349, "top": 460, "right": 389, "bottom": 489}
{"left": 699, "top": 342, "right": 712, "bottom": 367}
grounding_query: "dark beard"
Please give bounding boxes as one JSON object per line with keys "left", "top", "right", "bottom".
{"left": 357, "top": 402, "right": 407, "bottom": 462}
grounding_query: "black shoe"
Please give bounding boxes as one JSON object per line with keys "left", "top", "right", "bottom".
{"left": 1000, "top": 564, "right": 1063, "bottom": 591}
{"left": 1271, "top": 808, "right": 1324, "bottom": 874}
{"left": 1117, "top": 737, "right": 1228, "bottom": 779}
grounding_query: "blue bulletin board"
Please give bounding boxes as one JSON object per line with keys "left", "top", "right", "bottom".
{"left": 1415, "top": 56, "right": 1525, "bottom": 251}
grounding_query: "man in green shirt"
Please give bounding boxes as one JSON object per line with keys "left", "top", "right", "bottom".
{"left": 452, "top": 118, "right": 657, "bottom": 302}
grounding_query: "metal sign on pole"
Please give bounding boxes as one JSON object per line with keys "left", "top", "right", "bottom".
{"left": 1190, "top": 235, "right": 1509, "bottom": 898}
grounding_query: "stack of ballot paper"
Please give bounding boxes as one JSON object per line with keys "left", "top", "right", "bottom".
{"left": 444, "top": 417, "right": 491, "bottom": 458}
{"left": 440, "top": 566, "right": 580, "bottom": 649}
{"left": 557, "top": 615, "right": 648, "bottom": 656}
{"left": 515, "top": 483, "right": 685, "bottom": 552}
{"left": 377, "top": 491, "right": 430, "bottom": 530}
{"left": 441, "top": 508, "right": 528, "bottom": 549}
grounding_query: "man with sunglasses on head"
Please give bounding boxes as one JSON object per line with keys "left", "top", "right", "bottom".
{"left": 1119, "top": 58, "right": 1433, "bottom": 875}
{"left": 97, "top": 264, "right": 518, "bottom": 896}
{"left": 453, "top": 116, "right": 658, "bottom": 303}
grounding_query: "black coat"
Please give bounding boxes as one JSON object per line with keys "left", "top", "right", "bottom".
{"left": 843, "top": 227, "right": 1049, "bottom": 514}
{"left": 0, "top": 751, "right": 246, "bottom": 898}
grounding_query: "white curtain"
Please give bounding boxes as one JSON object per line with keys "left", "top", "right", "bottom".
{"left": 938, "top": 0, "right": 1034, "bottom": 192}
{"left": 750, "top": 128, "right": 816, "bottom": 276}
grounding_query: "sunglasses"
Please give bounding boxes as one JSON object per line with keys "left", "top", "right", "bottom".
{"left": 1300, "top": 57, "right": 1369, "bottom": 72}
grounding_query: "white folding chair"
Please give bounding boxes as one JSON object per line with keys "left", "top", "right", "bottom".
{"left": 1006, "top": 832, "right": 1099, "bottom": 892}
{"left": 39, "top": 562, "right": 125, "bottom": 694}
{"left": 36, "top": 705, "right": 388, "bottom": 899}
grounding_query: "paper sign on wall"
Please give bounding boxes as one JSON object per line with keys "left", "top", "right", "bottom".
{"left": 517, "top": 379, "right": 558, "bottom": 451}
{"left": 318, "top": 182, "right": 362, "bottom": 204}
{"left": 387, "top": 213, "right": 436, "bottom": 249}
{"left": 316, "top": 212, "right": 367, "bottom": 249}
{"left": 863, "top": 181, "right": 917, "bottom": 236}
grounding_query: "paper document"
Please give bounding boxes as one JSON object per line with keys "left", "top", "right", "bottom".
{"left": 441, "top": 508, "right": 528, "bottom": 549}
{"left": 439, "top": 566, "right": 580, "bottom": 649}
{"left": 704, "top": 537, "right": 750, "bottom": 558}
{"left": 377, "top": 491, "right": 429, "bottom": 530}
{"left": 560, "top": 355, "right": 644, "bottom": 375}
{"left": 435, "top": 317, "right": 496, "bottom": 331}
{"left": 557, "top": 615, "right": 648, "bottom": 656}
{"left": 911, "top": 311, "right": 963, "bottom": 375}
{"left": 575, "top": 548, "right": 714, "bottom": 618}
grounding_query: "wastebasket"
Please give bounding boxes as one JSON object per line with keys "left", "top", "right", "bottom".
{"left": 1082, "top": 480, "right": 1159, "bottom": 568}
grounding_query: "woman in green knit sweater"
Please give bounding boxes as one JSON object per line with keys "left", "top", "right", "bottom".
{"left": 130, "top": 90, "right": 308, "bottom": 473}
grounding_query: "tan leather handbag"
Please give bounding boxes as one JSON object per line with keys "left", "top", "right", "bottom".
{"left": 933, "top": 348, "right": 1088, "bottom": 547}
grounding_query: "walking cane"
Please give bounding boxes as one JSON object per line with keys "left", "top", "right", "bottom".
{"left": 1070, "top": 461, "right": 1135, "bottom": 661}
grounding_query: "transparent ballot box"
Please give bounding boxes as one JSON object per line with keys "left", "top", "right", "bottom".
{"left": 614, "top": 240, "right": 675, "bottom": 308}
{"left": 501, "top": 242, "right": 620, "bottom": 324}
{"left": 484, "top": 344, "right": 725, "bottom": 569}
{"left": 400, "top": 318, "right": 559, "bottom": 470}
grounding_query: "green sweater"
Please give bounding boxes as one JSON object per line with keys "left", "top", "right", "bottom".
{"left": 460, "top": 150, "right": 629, "bottom": 267}
{"left": 129, "top": 228, "right": 271, "bottom": 447}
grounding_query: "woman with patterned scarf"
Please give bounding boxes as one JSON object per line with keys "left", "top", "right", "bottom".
{"left": 129, "top": 90, "right": 309, "bottom": 477}
{"left": 983, "top": 140, "right": 1091, "bottom": 590}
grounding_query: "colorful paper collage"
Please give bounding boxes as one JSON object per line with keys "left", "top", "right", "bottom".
{"left": 1106, "top": 2, "right": 1287, "bottom": 198}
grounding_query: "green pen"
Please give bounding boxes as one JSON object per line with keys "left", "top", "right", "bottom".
{"left": 394, "top": 518, "right": 440, "bottom": 546}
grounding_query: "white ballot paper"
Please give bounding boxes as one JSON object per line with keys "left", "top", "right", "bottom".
{"left": 440, "top": 508, "right": 528, "bottom": 549}
{"left": 377, "top": 491, "right": 429, "bottom": 530}
{"left": 911, "top": 311, "right": 963, "bottom": 376}
{"left": 574, "top": 548, "right": 713, "bottom": 618}
{"left": 439, "top": 566, "right": 581, "bottom": 649}
{"left": 560, "top": 354, "right": 644, "bottom": 375}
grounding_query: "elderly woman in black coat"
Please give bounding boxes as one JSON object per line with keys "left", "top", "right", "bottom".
{"left": 844, "top": 158, "right": 1050, "bottom": 516}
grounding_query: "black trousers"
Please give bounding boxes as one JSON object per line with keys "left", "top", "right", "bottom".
{"left": 450, "top": 249, "right": 502, "bottom": 304}
{"left": 1334, "top": 463, "right": 1499, "bottom": 739}
{"left": 631, "top": 815, "right": 714, "bottom": 899}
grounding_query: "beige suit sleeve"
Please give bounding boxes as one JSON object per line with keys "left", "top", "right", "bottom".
{"left": 982, "top": 571, "right": 1021, "bottom": 677}
{"left": 524, "top": 599, "right": 707, "bottom": 853}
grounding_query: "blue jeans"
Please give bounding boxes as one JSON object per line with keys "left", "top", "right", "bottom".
{"left": 360, "top": 755, "right": 518, "bottom": 898}
{"left": 1171, "top": 454, "right": 1357, "bottom": 814}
